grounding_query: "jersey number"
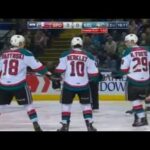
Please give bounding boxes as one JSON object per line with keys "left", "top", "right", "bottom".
{"left": 70, "top": 61, "right": 84, "bottom": 76}
{"left": 133, "top": 57, "right": 148, "bottom": 72}
{"left": 3, "top": 59, "right": 19, "bottom": 75}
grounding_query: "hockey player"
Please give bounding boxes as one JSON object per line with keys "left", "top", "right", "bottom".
{"left": 55, "top": 37, "right": 99, "bottom": 131}
{"left": 112, "top": 34, "right": 150, "bottom": 127}
{"left": 145, "top": 95, "right": 150, "bottom": 111}
{"left": 0, "top": 34, "right": 51, "bottom": 131}
{"left": 89, "top": 51, "right": 100, "bottom": 111}
{"left": 126, "top": 87, "right": 150, "bottom": 114}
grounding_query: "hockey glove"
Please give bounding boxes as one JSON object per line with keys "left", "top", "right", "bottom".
{"left": 111, "top": 70, "right": 124, "bottom": 79}
{"left": 46, "top": 73, "right": 61, "bottom": 89}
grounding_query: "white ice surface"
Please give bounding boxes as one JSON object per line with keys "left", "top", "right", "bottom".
{"left": 0, "top": 101, "right": 150, "bottom": 131}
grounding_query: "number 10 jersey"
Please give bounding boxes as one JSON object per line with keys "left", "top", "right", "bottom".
{"left": 55, "top": 49, "right": 99, "bottom": 90}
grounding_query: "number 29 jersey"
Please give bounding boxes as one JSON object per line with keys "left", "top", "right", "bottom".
{"left": 121, "top": 46, "right": 150, "bottom": 82}
{"left": 55, "top": 49, "right": 99, "bottom": 90}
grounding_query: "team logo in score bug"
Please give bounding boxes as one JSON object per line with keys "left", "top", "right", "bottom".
{"left": 27, "top": 22, "right": 37, "bottom": 29}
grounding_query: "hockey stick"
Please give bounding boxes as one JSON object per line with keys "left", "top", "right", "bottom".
{"left": 27, "top": 72, "right": 62, "bottom": 81}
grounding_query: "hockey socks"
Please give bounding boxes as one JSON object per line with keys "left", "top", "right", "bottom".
{"left": 132, "top": 100, "right": 148, "bottom": 127}
{"left": 81, "top": 104, "right": 93, "bottom": 122}
{"left": 57, "top": 104, "right": 71, "bottom": 131}
{"left": 25, "top": 104, "right": 42, "bottom": 131}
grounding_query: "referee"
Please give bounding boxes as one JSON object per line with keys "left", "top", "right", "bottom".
{"left": 89, "top": 52, "right": 100, "bottom": 111}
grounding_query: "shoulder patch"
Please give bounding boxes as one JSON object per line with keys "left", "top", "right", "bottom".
{"left": 86, "top": 52, "right": 94, "bottom": 60}
{"left": 60, "top": 50, "right": 70, "bottom": 58}
{"left": 19, "top": 48, "right": 33, "bottom": 56}
{"left": 143, "top": 46, "right": 150, "bottom": 52}
{"left": 122, "top": 48, "right": 131, "bottom": 57}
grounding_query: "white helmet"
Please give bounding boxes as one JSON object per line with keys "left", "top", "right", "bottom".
{"left": 71, "top": 37, "right": 83, "bottom": 47}
{"left": 10, "top": 35, "right": 25, "bottom": 47}
{"left": 124, "top": 34, "right": 138, "bottom": 43}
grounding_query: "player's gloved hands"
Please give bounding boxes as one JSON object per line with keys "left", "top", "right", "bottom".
{"left": 52, "top": 80, "right": 61, "bottom": 89}
{"left": 45, "top": 72, "right": 61, "bottom": 89}
{"left": 99, "top": 72, "right": 104, "bottom": 81}
{"left": 45, "top": 72, "right": 62, "bottom": 81}
{"left": 111, "top": 70, "right": 123, "bottom": 79}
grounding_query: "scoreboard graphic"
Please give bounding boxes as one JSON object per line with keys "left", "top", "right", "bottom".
{"left": 27, "top": 21, "right": 129, "bottom": 34}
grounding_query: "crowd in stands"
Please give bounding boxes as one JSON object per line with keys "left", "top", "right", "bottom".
{"left": 82, "top": 19, "right": 150, "bottom": 71}
{"left": 0, "top": 19, "right": 62, "bottom": 57}
{"left": 1, "top": 19, "right": 150, "bottom": 71}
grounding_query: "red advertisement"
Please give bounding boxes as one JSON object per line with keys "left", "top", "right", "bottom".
{"left": 81, "top": 28, "right": 108, "bottom": 34}
{"left": 41, "top": 22, "right": 63, "bottom": 29}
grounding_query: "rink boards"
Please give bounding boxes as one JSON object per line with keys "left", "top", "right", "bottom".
{"left": 32, "top": 94, "right": 126, "bottom": 101}
{"left": 27, "top": 72, "right": 127, "bottom": 101}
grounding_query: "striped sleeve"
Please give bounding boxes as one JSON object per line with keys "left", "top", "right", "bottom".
{"left": 87, "top": 55, "right": 99, "bottom": 77}
{"left": 55, "top": 55, "right": 67, "bottom": 73}
{"left": 24, "top": 55, "right": 48, "bottom": 75}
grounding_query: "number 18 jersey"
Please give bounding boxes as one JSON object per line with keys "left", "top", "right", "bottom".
{"left": 0, "top": 48, "right": 47, "bottom": 90}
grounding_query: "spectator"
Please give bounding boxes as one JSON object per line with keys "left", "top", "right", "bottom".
{"left": 139, "top": 33, "right": 147, "bottom": 46}
{"left": 104, "top": 36, "right": 117, "bottom": 56}
{"left": 145, "top": 27, "right": 150, "bottom": 45}
{"left": 24, "top": 31, "right": 32, "bottom": 49}
{"left": 83, "top": 34, "right": 91, "bottom": 51}
{"left": 33, "top": 30, "right": 46, "bottom": 56}
{"left": 128, "top": 20, "right": 138, "bottom": 34}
